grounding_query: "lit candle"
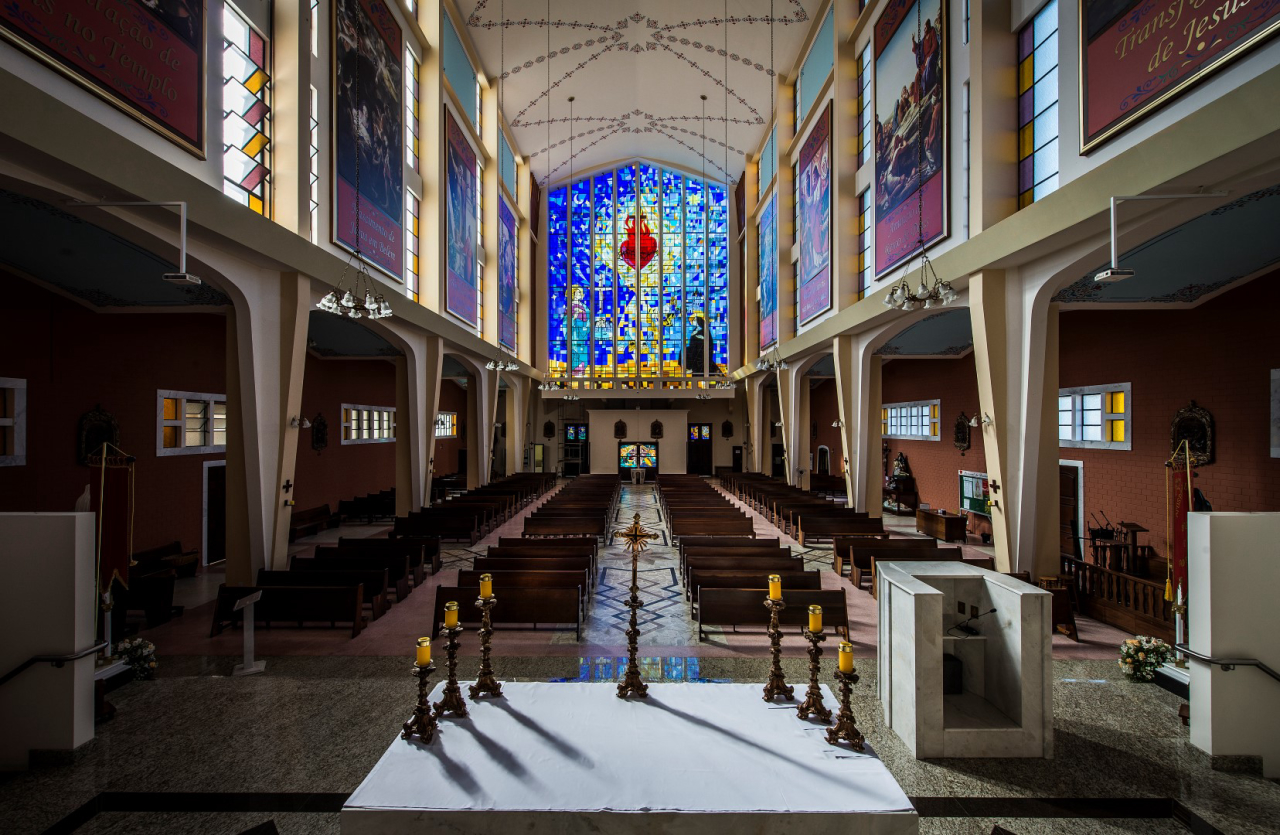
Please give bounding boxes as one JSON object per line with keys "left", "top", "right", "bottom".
{"left": 768, "top": 574, "right": 782, "bottom": 601}
{"left": 479, "top": 573, "right": 493, "bottom": 599}
{"left": 808, "top": 604, "right": 823, "bottom": 634}
{"left": 415, "top": 637, "right": 432, "bottom": 667}
{"left": 838, "top": 641, "right": 853, "bottom": 673}
{"left": 444, "top": 601, "right": 459, "bottom": 628}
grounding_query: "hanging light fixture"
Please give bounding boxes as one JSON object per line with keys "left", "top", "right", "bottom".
{"left": 881, "top": 0, "right": 956, "bottom": 314}
{"left": 486, "top": 356, "right": 521, "bottom": 372}
{"left": 755, "top": 348, "right": 789, "bottom": 373}
{"left": 563, "top": 393, "right": 580, "bottom": 401}
{"left": 318, "top": 10, "right": 391, "bottom": 320}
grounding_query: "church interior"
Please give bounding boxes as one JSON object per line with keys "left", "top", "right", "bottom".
{"left": 1, "top": 0, "right": 1279, "bottom": 833}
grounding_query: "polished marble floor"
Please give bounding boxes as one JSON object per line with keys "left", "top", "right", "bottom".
{"left": 5, "top": 480, "right": 1276, "bottom": 834}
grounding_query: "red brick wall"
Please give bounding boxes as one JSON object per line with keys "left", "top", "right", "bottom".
{"left": 292, "top": 355, "right": 397, "bottom": 512}
{"left": 432, "top": 380, "right": 467, "bottom": 477}
{"left": 880, "top": 353, "right": 987, "bottom": 513}
{"left": 810, "top": 379, "right": 843, "bottom": 474}
{"left": 1059, "top": 275, "right": 1280, "bottom": 544}
{"left": 0, "top": 279, "right": 225, "bottom": 557}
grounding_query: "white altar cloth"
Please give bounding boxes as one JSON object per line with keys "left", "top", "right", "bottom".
{"left": 342, "top": 682, "right": 917, "bottom": 834}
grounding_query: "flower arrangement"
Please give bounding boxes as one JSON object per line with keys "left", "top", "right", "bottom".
{"left": 1118, "top": 636, "right": 1172, "bottom": 681}
{"left": 116, "top": 638, "right": 159, "bottom": 681}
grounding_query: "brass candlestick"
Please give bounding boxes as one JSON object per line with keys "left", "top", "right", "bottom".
{"left": 401, "top": 663, "right": 438, "bottom": 744}
{"left": 470, "top": 596, "right": 503, "bottom": 699}
{"left": 796, "top": 629, "right": 832, "bottom": 723}
{"left": 762, "top": 598, "right": 793, "bottom": 701}
{"left": 826, "top": 669, "right": 865, "bottom": 749}
{"left": 615, "top": 513, "right": 659, "bottom": 699}
{"left": 433, "top": 625, "right": 469, "bottom": 718}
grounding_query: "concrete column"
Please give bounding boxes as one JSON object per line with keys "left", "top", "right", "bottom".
{"left": 466, "top": 366, "right": 500, "bottom": 488}
{"left": 271, "top": 0, "right": 312, "bottom": 237}
{"left": 504, "top": 375, "right": 529, "bottom": 474}
{"left": 420, "top": 2, "right": 444, "bottom": 313}
{"left": 969, "top": 270, "right": 1060, "bottom": 576}
{"left": 481, "top": 80, "right": 500, "bottom": 347}
{"left": 744, "top": 375, "right": 768, "bottom": 472}
{"left": 969, "top": 0, "right": 1018, "bottom": 233}
{"left": 777, "top": 364, "right": 811, "bottom": 488}
{"left": 833, "top": 332, "right": 883, "bottom": 515}
{"left": 394, "top": 333, "right": 445, "bottom": 510}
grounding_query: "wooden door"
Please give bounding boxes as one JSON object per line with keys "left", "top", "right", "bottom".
{"left": 687, "top": 423, "right": 713, "bottom": 475}
{"left": 1059, "top": 465, "right": 1081, "bottom": 560}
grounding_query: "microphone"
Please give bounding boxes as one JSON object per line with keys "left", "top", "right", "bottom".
{"left": 954, "top": 608, "right": 997, "bottom": 636}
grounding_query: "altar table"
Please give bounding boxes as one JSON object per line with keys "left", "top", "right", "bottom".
{"left": 342, "top": 682, "right": 917, "bottom": 834}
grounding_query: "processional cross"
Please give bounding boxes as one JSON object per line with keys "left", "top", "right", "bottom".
{"left": 616, "top": 513, "right": 659, "bottom": 699}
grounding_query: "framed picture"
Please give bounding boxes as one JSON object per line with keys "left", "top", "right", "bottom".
{"left": 498, "top": 198, "right": 518, "bottom": 350}
{"left": 797, "top": 103, "right": 833, "bottom": 324}
{"left": 445, "top": 108, "right": 480, "bottom": 325}
{"left": 758, "top": 194, "right": 778, "bottom": 350}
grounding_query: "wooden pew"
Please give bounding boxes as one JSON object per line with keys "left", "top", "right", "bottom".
{"left": 669, "top": 517, "right": 754, "bottom": 540}
{"left": 498, "top": 535, "right": 599, "bottom": 559}
{"left": 473, "top": 556, "right": 592, "bottom": 575}
{"left": 487, "top": 544, "right": 596, "bottom": 577}
{"left": 697, "top": 588, "right": 850, "bottom": 641}
{"left": 337, "top": 536, "right": 438, "bottom": 583}
{"left": 132, "top": 540, "right": 199, "bottom": 579}
{"left": 392, "top": 513, "right": 480, "bottom": 545}
{"left": 684, "top": 555, "right": 803, "bottom": 588}
{"left": 836, "top": 537, "right": 936, "bottom": 580}
{"left": 850, "top": 544, "right": 956, "bottom": 591}
{"left": 678, "top": 537, "right": 780, "bottom": 557}
{"left": 795, "top": 515, "right": 885, "bottom": 546}
{"left": 430, "top": 586, "right": 581, "bottom": 639}
{"left": 456, "top": 570, "right": 588, "bottom": 618}
{"left": 680, "top": 545, "right": 793, "bottom": 576}
{"left": 524, "top": 516, "right": 608, "bottom": 537}
{"left": 288, "top": 504, "right": 340, "bottom": 542}
{"left": 257, "top": 568, "right": 389, "bottom": 620}
{"left": 305, "top": 547, "right": 412, "bottom": 601}
{"left": 210, "top": 583, "right": 365, "bottom": 638}
{"left": 688, "top": 569, "right": 821, "bottom": 605}
{"left": 868, "top": 552, "right": 996, "bottom": 598}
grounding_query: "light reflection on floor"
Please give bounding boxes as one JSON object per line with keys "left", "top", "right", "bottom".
{"left": 550, "top": 656, "right": 731, "bottom": 683}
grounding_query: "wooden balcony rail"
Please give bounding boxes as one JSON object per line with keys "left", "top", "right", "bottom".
{"left": 1059, "top": 556, "right": 1174, "bottom": 641}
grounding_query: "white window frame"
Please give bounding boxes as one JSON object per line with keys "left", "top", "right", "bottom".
{"left": 1058, "top": 383, "right": 1131, "bottom": 450}
{"left": 342, "top": 404, "right": 397, "bottom": 445}
{"left": 157, "top": 390, "right": 227, "bottom": 456}
{"left": 0, "top": 377, "right": 28, "bottom": 466}
{"left": 435, "top": 411, "right": 458, "bottom": 439}
{"left": 882, "top": 399, "right": 941, "bottom": 441}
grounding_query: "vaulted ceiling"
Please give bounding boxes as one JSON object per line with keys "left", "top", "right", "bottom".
{"left": 462, "top": 0, "right": 821, "bottom": 185}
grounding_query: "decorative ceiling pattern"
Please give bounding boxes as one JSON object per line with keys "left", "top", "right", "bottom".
{"left": 1053, "top": 184, "right": 1280, "bottom": 304}
{"left": 464, "top": 1, "right": 820, "bottom": 185}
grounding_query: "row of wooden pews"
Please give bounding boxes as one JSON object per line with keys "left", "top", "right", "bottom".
{"left": 720, "top": 472, "right": 886, "bottom": 545}
{"left": 394, "top": 474, "right": 557, "bottom": 544}
{"left": 338, "top": 488, "right": 396, "bottom": 524}
{"left": 656, "top": 475, "right": 850, "bottom": 641}
{"left": 522, "top": 474, "right": 620, "bottom": 538}
{"left": 831, "top": 537, "right": 995, "bottom": 597}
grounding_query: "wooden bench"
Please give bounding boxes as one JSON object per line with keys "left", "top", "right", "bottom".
{"left": 132, "top": 540, "right": 200, "bottom": 579}
{"left": 338, "top": 536, "right": 439, "bottom": 582}
{"left": 688, "top": 569, "right": 821, "bottom": 605}
{"left": 498, "top": 535, "right": 598, "bottom": 559}
{"left": 210, "top": 583, "right": 365, "bottom": 638}
{"left": 669, "top": 518, "right": 754, "bottom": 540}
{"left": 684, "top": 555, "right": 803, "bottom": 589}
{"left": 430, "top": 586, "right": 581, "bottom": 639}
{"left": 837, "top": 537, "right": 936, "bottom": 581}
{"left": 288, "top": 505, "right": 340, "bottom": 542}
{"left": 115, "top": 567, "right": 179, "bottom": 628}
{"left": 304, "top": 548, "right": 412, "bottom": 601}
{"left": 679, "top": 537, "right": 779, "bottom": 557}
{"left": 795, "top": 515, "right": 885, "bottom": 546}
{"left": 473, "top": 556, "right": 592, "bottom": 575}
{"left": 524, "top": 516, "right": 608, "bottom": 537}
{"left": 850, "top": 544, "right": 956, "bottom": 591}
{"left": 457, "top": 569, "right": 588, "bottom": 618}
{"left": 697, "top": 588, "right": 849, "bottom": 641}
{"left": 393, "top": 513, "right": 481, "bottom": 545}
{"left": 257, "top": 568, "right": 389, "bottom": 620}
{"left": 869, "top": 552, "right": 995, "bottom": 598}
{"left": 487, "top": 545, "right": 596, "bottom": 578}
{"left": 680, "top": 545, "right": 793, "bottom": 575}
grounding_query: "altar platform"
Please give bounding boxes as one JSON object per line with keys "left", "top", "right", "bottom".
{"left": 342, "top": 682, "right": 918, "bottom": 834}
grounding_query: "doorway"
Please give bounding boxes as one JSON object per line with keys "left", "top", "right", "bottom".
{"left": 771, "top": 443, "right": 786, "bottom": 478}
{"left": 203, "top": 461, "right": 226, "bottom": 566}
{"left": 816, "top": 445, "right": 831, "bottom": 475}
{"left": 731, "top": 445, "right": 743, "bottom": 472}
{"left": 687, "top": 423, "right": 713, "bottom": 476}
{"left": 1059, "top": 461, "right": 1084, "bottom": 560}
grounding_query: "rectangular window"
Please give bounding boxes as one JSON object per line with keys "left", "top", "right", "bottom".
{"left": 964, "top": 0, "right": 971, "bottom": 44}
{"left": 857, "top": 189, "right": 872, "bottom": 300}
{"left": 0, "top": 378, "right": 27, "bottom": 466}
{"left": 962, "top": 81, "right": 971, "bottom": 240}
{"left": 1017, "top": 0, "right": 1059, "bottom": 208}
{"left": 310, "top": 0, "right": 318, "bottom": 58}
{"left": 405, "top": 192, "right": 420, "bottom": 302}
{"left": 434, "top": 411, "right": 458, "bottom": 438}
{"left": 309, "top": 85, "right": 320, "bottom": 243}
{"left": 1058, "top": 383, "right": 1130, "bottom": 449}
{"left": 881, "top": 399, "right": 941, "bottom": 441}
{"left": 222, "top": 3, "right": 272, "bottom": 216}
{"left": 857, "top": 42, "right": 872, "bottom": 168}
{"left": 405, "top": 48, "right": 420, "bottom": 171}
{"left": 158, "top": 390, "right": 227, "bottom": 455}
{"left": 343, "top": 404, "right": 397, "bottom": 444}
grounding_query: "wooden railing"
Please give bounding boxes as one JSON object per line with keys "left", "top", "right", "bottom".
{"left": 1059, "top": 556, "right": 1174, "bottom": 641}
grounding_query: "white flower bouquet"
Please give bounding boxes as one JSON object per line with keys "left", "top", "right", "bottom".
{"left": 116, "top": 638, "right": 159, "bottom": 681}
{"left": 1118, "top": 635, "right": 1172, "bottom": 682}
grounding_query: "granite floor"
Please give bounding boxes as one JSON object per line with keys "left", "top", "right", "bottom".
{"left": 6, "top": 481, "right": 1275, "bottom": 834}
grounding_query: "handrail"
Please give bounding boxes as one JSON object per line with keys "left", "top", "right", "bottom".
{"left": 0, "top": 642, "right": 109, "bottom": 688}
{"left": 1176, "top": 643, "right": 1280, "bottom": 683}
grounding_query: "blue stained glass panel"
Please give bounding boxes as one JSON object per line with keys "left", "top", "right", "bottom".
{"left": 547, "top": 187, "right": 568, "bottom": 374}
{"left": 593, "top": 173, "right": 615, "bottom": 374}
{"left": 570, "top": 179, "right": 592, "bottom": 377}
{"left": 615, "top": 165, "right": 637, "bottom": 379}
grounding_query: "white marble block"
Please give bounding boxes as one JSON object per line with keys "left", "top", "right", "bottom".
{"left": 877, "top": 561, "right": 1053, "bottom": 759}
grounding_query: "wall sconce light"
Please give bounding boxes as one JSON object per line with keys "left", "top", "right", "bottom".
{"left": 563, "top": 394, "right": 580, "bottom": 401}
{"left": 773, "top": 420, "right": 784, "bottom": 428}
{"left": 290, "top": 416, "right": 312, "bottom": 429}
{"left": 831, "top": 419, "right": 844, "bottom": 428}
{"left": 968, "top": 413, "right": 994, "bottom": 428}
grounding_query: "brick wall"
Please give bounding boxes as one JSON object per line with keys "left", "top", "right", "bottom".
{"left": 432, "top": 379, "right": 467, "bottom": 477}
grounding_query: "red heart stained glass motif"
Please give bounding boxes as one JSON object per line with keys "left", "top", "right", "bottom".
{"left": 619, "top": 214, "right": 658, "bottom": 270}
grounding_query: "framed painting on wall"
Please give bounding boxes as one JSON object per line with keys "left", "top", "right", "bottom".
{"left": 498, "top": 197, "right": 518, "bottom": 350}
{"left": 758, "top": 194, "right": 778, "bottom": 350}
{"left": 797, "top": 102, "right": 833, "bottom": 324}
{"left": 445, "top": 108, "right": 479, "bottom": 326}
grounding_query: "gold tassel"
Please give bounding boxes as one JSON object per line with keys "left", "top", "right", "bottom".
{"left": 1165, "top": 577, "right": 1172, "bottom": 603}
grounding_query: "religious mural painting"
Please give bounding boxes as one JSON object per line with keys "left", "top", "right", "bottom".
{"left": 547, "top": 163, "right": 729, "bottom": 383}
{"left": 758, "top": 193, "right": 779, "bottom": 350}
{"left": 445, "top": 109, "right": 479, "bottom": 325}
{"left": 498, "top": 197, "right": 518, "bottom": 351}
{"left": 1081, "top": 0, "right": 1280, "bottom": 152}
{"left": 334, "top": 0, "right": 404, "bottom": 278}
{"left": 797, "top": 102, "right": 833, "bottom": 324}
{"left": 874, "top": 0, "right": 948, "bottom": 275}
{"left": 0, "top": 0, "right": 205, "bottom": 154}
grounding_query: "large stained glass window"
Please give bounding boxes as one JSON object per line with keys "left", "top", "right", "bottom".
{"left": 548, "top": 163, "right": 729, "bottom": 386}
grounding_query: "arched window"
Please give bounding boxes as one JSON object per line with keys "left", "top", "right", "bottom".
{"left": 547, "top": 162, "right": 730, "bottom": 387}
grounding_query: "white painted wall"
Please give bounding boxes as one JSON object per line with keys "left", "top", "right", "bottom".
{"left": 587, "top": 409, "right": 689, "bottom": 474}
{"left": 0, "top": 513, "right": 97, "bottom": 770}
{"left": 1188, "top": 512, "right": 1280, "bottom": 778}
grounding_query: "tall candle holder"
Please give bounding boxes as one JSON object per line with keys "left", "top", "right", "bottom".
{"left": 470, "top": 596, "right": 503, "bottom": 699}
{"left": 401, "top": 661, "right": 438, "bottom": 744}
{"left": 762, "top": 598, "right": 793, "bottom": 701}
{"left": 615, "top": 513, "right": 659, "bottom": 699}
{"left": 826, "top": 669, "right": 865, "bottom": 750}
{"left": 796, "top": 629, "right": 832, "bottom": 723}
{"left": 433, "top": 625, "right": 469, "bottom": 718}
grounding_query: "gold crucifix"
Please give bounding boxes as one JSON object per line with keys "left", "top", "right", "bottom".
{"left": 616, "top": 513, "right": 660, "bottom": 554}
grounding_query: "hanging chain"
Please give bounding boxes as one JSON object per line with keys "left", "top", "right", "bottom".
{"left": 914, "top": 0, "right": 924, "bottom": 252}
{"left": 352, "top": 0, "right": 363, "bottom": 263}
{"left": 546, "top": 0, "right": 551, "bottom": 185}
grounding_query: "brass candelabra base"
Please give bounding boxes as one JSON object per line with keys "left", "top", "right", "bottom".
{"left": 470, "top": 597, "right": 504, "bottom": 699}
{"left": 825, "top": 669, "right": 864, "bottom": 750}
{"left": 762, "top": 598, "right": 793, "bottom": 701}
{"left": 401, "top": 663, "right": 438, "bottom": 744}
{"left": 432, "top": 625, "right": 469, "bottom": 718}
{"left": 796, "top": 629, "right": 832, "bottom": 723}
{"left": 617, "top": 571, "right": 648, "bottom": 699}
